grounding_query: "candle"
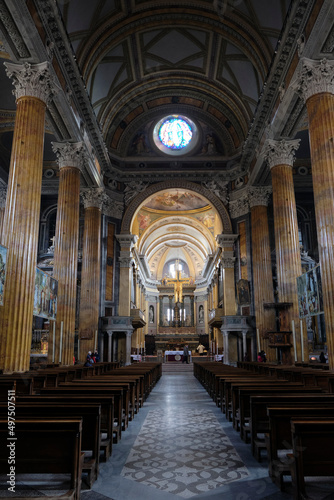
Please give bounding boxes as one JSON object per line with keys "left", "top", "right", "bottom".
{"left": 300, "top": 320, "right": 304, "bottom": 362}
{"left": 257, "top": 329, "right": 261, "bottom": 352}
{"left": 292, "top": 320, "right": 297, "bottom": 362}
{"left": 59, "top": 321, "right": 63, "bottom": 363}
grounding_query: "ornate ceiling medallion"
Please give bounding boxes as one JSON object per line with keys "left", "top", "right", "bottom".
{"left": 152, "top": 115, "right": 200, "bottom": 156}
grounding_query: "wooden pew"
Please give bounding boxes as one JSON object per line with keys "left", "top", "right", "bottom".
{"left": 58, "top": 381, "right": 131, "bottom": 431}
{"left": 17, "top": 394, "right": 115, "bottom": 462}
{"left": 250, "top": 394, "right": 334, "bottom": 462}
{"left": 40, "top": 386, "right": 123, "bottom": 443}
{"left": 235, "top": 385, "right": 324, "bottom": 442}
{"left": 0, "top": 402, "right": 101, "bottom": 488}
{"left": 0, "top": 418, "right": 83, "bottom": 500}
{"left": 291, "top": 418, "right": 334, "bottom": 500}
{"left": 266, "top": 405, "right": 334, "bottom": 490}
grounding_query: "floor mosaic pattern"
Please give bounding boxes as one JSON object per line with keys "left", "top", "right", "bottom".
{"left": 121, "top": 407, "right": 250, "bottom": 498}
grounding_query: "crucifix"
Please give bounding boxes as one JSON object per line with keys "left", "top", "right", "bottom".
{"left": 165, "top": 267, "right": 191, "bottom": 304}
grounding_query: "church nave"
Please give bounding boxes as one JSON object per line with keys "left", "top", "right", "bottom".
{"left": 83, "top": 369, "right": 292, "bottom": 500}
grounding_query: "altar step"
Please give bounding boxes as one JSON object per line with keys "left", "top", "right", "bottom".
{"left": 162, "top": 362, "right": 193, "bottom": 372}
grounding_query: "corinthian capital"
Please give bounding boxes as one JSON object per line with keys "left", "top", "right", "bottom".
{"left": 4, "top": 61, "right": 57, "bottom": 104}
{"left": 248, "top": 186, "right": 272, "bottom": 208}
{"left": 52, "top": 142, "right": 86, "bottom": 171}
{"left": 0, "top": 187, "right": 7, "bottom": 209}
{"left": 293, "top": 58, "right": 334, "bottom": 102}
{"left": 262, "top": 139, "right": 300, "bottom": 169}
{"left": 229, "top": 198, "right": 249, "bottom": 219}
{"left": 81, "top": 187, "right": 105, "bottom": 209}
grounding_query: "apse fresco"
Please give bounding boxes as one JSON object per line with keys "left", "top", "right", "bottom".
{"left": 144, "top": 190, "right": 208, "bottom": 211}
{"left": 195, "top": 210, "right": 215, "bottom": 234}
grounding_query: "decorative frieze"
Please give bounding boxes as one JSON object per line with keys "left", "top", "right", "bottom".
{"left": 124, "top": 180, "right": 149, "bottom": 205}
{"left": 103, "top": 196, "right": 124, "bottom": 219}
{"left": 201, "top": 178, "right": 228, "bottom": 204}
{"left": 262, "top": 138, "right": 300, "bottom": 169}
{"left": 52, "top": 142, "right": 86, "bottom": 171}
{"left": 216, "top": 233, "right": 238, "bottom": 248}
{"left": 248, "top": 186, "right": 272, "bottom": 208}
{"left": 229, "top": 197, "right": 249, "bottom": 219}
{"left": 4, "top": 61, "right": 56, "bottom": 104}
{"left": 81, "top": 187, "right": 105, "bottom": 210}
{"left": 293, "top": 58, "right": 334, "bottom": 102}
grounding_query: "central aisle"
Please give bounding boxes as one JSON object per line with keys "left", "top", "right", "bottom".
{"left": 85, "top": 369, "right": 291, "bottom": 500}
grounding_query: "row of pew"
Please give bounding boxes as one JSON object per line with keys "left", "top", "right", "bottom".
{"left": 0, "top": 361, "right": 162, "bottom": 499}
{"left": 193, "top": 361, "right": 334, "bottom": 500}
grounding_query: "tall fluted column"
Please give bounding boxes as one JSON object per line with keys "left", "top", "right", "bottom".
{"left": 78, "top": 187, "right": 104, "bottom": 362}
{"left": 249, "top": 186, "right": 276, "bottom": 362}
{"left": 0, "top": 62, "right": 55, "bottom": 373}
{"left": 0, "top": 188, "right": 7, "bottom": 243}
{"left": 116, "top": 234, "right": 137, "bottom": 316}
{"left": 294, "top": 58, "right": 334, "bottom": 369}
{"left": 263, "top": 139, "right": 304, "bottom": 364}
{"left": 52, "top": 142, "right": 85, "bottom": 365}
{"left": 216, "top": 234, "right": 238, "bottom": 315}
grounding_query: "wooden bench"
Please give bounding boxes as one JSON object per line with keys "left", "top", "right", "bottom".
{"left": 18, "top": 394, "right": 115, "bottom": 460}
{"left": 266, "top": 405, "right": 334, "bottom": 490}
{"left": 250, "top": 394, "right": 334, "bottom": 462}
{"left": 291, "top": 418, "right": 334, "bottom": 499}
{"left": 0, "top": 402, "right": 101, "bottom": 488}
{"left": 40, "top": 386, "right": 123, "bottom": 443}
{"left": 0, "top": 418, "right": 83, "bottom": 500}
{"left": 235, "top": 385, "right": 323, "bottom": 442}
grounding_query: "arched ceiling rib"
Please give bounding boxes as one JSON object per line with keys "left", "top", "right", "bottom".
{"left": 56, "top": 0, "right": 289, "bottom": 176}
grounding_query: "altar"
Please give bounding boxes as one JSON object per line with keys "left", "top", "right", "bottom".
{"left": 164, "top": 350, "right": 192, "bottom": 362}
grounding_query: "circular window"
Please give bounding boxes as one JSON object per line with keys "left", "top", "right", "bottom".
{"left": 152, "top": 115, "right": 199, "bottom": 156}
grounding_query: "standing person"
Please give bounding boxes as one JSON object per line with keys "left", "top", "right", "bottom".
{"left": 182, "top": 344, "right": 189, "bottom": 364}
{"left": 319, "top": 352, "right": 326, "bottom": 363}
{"left": 94, "top": 350, "right": 100, "bottom": 362}
{"left": 257, "top": 351, "right": 263, "bottom": 362}
{"left": 196, "top": 343, "right": 205, "bottom": 356}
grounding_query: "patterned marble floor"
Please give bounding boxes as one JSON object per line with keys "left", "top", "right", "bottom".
{"left": 88, "top": 370, "right": 294, "bottom": 500}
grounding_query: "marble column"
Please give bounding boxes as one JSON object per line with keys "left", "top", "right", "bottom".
{"left": 262, "top": 139, "right": 304, "bottom": 364}
{"left": 248, "top": 186, "right": 276, "bottom": 362}
{"left": 78, "top": 187, "right": 104, "bottom": 362}
{"left": 107, "top": 332, "right": 112, "bottom": 362}
{"left": 0, "top": 62, "right": 55, "bottom": 373}
{"left": 52, "top": 142, "right": 85, "bottom": 366}
{"left": 125, "top": 330, "right": 133, "bottom": 365}
{"left": 223, "top": 331, "right": 229, "bottom": 364}
{"left": 216, "top": 234, "right": 238, "bottom": 315}
{"left": 0, "top": 188, "right": 7, "bottom": 243}
{"left": 116, "top": 234, "right": 137, "bottom": 316}
{"left": 242, "top": 331, "right": 247, "bottom": 358}
{"left": 294, "top": 58, "right": 334, "bottom": 369}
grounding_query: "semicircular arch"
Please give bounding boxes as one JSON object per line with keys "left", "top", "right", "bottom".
{"left": 121, "top": 180, "right": 232, "bottom": 234}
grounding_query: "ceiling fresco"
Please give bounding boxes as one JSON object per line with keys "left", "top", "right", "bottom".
{"left": 144, "top": 189, "right": 209, "bottom": 212}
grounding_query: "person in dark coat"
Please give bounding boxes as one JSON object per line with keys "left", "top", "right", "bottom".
{"left": 182, "top": 344, "right": 190, "bottom": 364}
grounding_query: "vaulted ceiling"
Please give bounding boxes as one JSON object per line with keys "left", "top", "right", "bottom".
{"left": 56, "top": 0, "right": 289, "bottom": 177}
